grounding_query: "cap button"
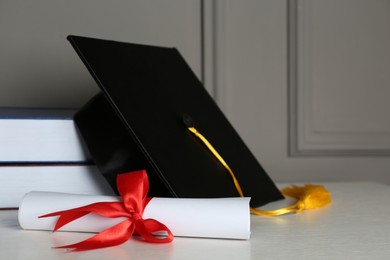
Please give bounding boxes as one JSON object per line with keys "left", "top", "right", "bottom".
{"left": 182, "top": 114, "right": 195, "bottom": 128}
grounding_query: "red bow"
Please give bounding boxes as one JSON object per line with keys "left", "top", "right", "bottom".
{"left": 39, "top": 170, "right": 173, "bottom": 251}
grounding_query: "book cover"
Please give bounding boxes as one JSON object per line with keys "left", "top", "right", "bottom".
{"left": 0, "top": 165, "right": 114, "bottom": 208}
{"left": 0, "top": 107, "right": 91, "bottom": 164}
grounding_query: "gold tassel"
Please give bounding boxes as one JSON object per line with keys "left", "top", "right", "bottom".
{"left": 186, "top": 124, "right": 332, "bottom": 217}
{"left": 250, "top": 184, "right": 331, "bottom": 216}
{"left": 281, "top": 184, "right": 332, "bottom": 210}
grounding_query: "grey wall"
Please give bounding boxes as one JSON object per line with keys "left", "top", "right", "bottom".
{"left": 1, "top": 0, "right": 389, "bottom": 183}
{"left": 0, "top": 0, "right": 202, "bottom": 108}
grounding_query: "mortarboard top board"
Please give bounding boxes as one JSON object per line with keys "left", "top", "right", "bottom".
{"left": 68, "top": 35, "right": 283, "bottom": 207}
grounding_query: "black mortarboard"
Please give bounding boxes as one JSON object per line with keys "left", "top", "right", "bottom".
{"left": 69, "top": 35, "right": 283, "bottom": 207}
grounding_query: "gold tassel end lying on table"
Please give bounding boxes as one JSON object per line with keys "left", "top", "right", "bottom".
{"left": 250, "top": 184, "right": 332, "bottom": 216}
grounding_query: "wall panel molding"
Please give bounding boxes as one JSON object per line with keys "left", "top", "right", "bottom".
{"left": 201, "top": 0, "right": 228, "bottom": 112}
{"left": 288, "top": 0, "right": 390, "bottom": 157}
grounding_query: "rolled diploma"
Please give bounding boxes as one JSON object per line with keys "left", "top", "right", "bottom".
{"left": 18, "top": 191, "right": 251, "bottom": 239}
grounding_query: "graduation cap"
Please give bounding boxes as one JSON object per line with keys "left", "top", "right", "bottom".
{"left": 69, "top": 35, "right": 283, "bottom": 207}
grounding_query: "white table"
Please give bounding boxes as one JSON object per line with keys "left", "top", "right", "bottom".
{"left": 1, "top": 182, "right": 389, "bottom": 259}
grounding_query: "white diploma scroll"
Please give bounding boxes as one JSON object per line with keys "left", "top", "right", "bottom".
{"left": 18, "top": 192, "right": 251, "bottom": 239}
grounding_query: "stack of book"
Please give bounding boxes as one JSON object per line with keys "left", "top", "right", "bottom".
{"left": 0, "top": 107, "right": 114, "bottom": 208}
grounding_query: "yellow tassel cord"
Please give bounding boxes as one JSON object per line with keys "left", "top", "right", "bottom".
{"left": 187, "top": 126, "right": 331, "bottom": 216}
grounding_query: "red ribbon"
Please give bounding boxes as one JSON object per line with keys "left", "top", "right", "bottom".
{"left": 39, "top": 170, "right": 174, "bottom": 251}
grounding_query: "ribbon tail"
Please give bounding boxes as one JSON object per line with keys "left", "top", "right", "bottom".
{"left": 40, "top": 211, "right": 90, "bottom": 232}
{"left": 134, "top": 219, "right": 174, "bottom": 243}
{"left": 39, "top": 202, "right": 132, "bottom": 232}
{"left": 55, "top": 219, "right": 135, "bottom": 251}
